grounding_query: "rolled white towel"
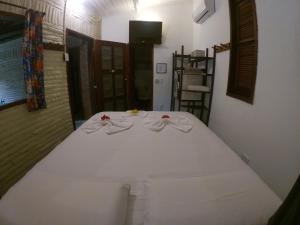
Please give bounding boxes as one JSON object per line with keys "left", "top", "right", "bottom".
{"left": 124, "top": 181, "right": 148, "bottom": 225}
{"left": 144, "top": 115, "right": 193, "bottom": 133}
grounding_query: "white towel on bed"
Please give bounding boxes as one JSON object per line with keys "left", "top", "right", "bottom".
{"left": 144, "top": 115, "right": 193, "bottom": 132}
{"left": 124, "top": 182, "right": 148, "bottom": 225}
{"left": 81, "top": 117, "right": 133, "bottom": 135}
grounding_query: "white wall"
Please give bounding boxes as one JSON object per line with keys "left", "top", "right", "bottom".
{"left": 193, "top": 0, "right": 300, "bottom": 199}
{"left": 101, "top": 0, "right": 193, "bottom": 110}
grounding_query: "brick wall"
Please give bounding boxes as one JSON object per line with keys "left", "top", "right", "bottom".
{"left": 0, "top": 50, "right": 74, "bottom": 196}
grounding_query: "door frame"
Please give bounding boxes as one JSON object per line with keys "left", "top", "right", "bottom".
{"left": 66, "top": 29, "right": 95, "bottom": 129}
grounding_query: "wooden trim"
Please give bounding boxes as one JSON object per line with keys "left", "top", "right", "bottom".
{"left": 0, "top": 10, "right": 25, "bottom": 19}
{"left": 215, "top": 42, "right": 231, "bottom": 53}
{"left": 0, "top": 1, "right": 46, "bottom": 15}
{"left": 0, "top": 1, "right": 27, "bottom": 10}
{"left": 0, "top": 99, "right": 26, "bottom": 111}
{"left": 0, "top": 10, "right": 24, "bottom": 44}
{"left": 100, "top": 40, "right": 127, "bottom": 47}
{"left": 43, "top": 43, "right": 64, "bottom": 51}
{"left": 66, "top": 29, "right": 94, "bottom": 42}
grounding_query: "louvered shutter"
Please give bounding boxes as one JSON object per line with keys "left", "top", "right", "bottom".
{"left": 227, "top": 0, "right": 258, "bottom": 104}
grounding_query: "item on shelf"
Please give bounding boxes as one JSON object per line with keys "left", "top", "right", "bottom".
{"left": 184, "top": 68, "right": 203, "bottom": 75}
{"left": 191, "top": 49, "right": 205, "bottom": 57}
{"left": 187, "top": 85, "right": 210, "bottom": 93}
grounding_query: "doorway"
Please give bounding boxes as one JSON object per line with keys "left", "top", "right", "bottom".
{"left": 66, "top": 30, "right": 94, "bottom": 129}
{"left": 130, "top": 44, "right": 153, "bottom": 110}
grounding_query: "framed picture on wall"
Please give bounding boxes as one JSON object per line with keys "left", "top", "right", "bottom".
{"left": 156, "top": 63, "right": 167, "bottom": 74}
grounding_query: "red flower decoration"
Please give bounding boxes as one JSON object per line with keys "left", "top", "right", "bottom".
{"left": 161, "top": 115, "right": 170, "bottom": 119}
{"left": 101, "top": 114, "right": 111, "bottom": 121}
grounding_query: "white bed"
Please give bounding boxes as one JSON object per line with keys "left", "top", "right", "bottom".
{"left": 0, "top": 112, "right": 281, "bottom": 225}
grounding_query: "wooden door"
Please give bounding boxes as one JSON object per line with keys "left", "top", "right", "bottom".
{"left": 128, "top": 43, "right": 153, "bottom": 110}
{"left": 94, "top": 40, "right": 127, "bottom": 111}
{"left": 66, "top": 29, "right": 95, "bottom": 128}
{"left": 68, "top": 47, "right": 83, "bottom": 121}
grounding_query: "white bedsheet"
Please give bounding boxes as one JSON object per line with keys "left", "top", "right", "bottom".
{"left": 0, "top": 112, "right": 281, "bottom": 225}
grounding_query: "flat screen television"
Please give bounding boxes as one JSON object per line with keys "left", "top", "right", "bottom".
{"left": 129, "top": 20, "right": 162, "bottom": 44}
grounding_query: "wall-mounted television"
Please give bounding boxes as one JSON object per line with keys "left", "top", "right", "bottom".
{"left": 129, "top": 20, "right": 162, "bottom": 44}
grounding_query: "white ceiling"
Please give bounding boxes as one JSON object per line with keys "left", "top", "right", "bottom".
{"left": 83, "top": 0, "right": 187, "bottom": 17}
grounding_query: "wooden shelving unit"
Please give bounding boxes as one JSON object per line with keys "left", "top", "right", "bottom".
{"left": 171, "top": 45, "right": 216, "bottom": 125}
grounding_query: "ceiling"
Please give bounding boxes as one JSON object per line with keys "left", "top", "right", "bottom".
{"left": 82, "top": 0, "right": 187, "bottom": 16}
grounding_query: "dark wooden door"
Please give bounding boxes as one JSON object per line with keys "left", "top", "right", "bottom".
{"left": 68, "top": 47, "right": 84, "bottom": 121}
{"left": 94, "top": 40, "right": 127, "bottom": 111}
{"left": 66, "top": 29, "right": 95, "bottom": 129}
{"left": 128, "top": 43, "right": 153, "bottom": 110}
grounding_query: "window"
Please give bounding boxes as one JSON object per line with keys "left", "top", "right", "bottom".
{"left": 0, "top": 11, "right": 25, "bottom": 109}
{"left": 227, "top": 0, "right": 258, "bottom": 104}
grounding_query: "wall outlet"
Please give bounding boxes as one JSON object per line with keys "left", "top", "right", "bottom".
{"left": 240, "top": 152, "right": 250, "bottom": 164}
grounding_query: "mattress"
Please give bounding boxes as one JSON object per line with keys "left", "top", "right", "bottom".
{"left": 0, "top": 112, "right": 281, "bottom": 225}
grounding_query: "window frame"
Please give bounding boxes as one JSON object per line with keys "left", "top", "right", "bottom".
{"left": 0, "top": 10, "right": 26, "bottom": 111}
{"left": 0, "top": 99, "right": 26, "bottom": 111}
{"left": 227, "top": 0, "right": 258, "bottom": 104}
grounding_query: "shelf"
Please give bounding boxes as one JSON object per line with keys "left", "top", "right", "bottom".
{"left": 174, "top": 54, "right": 214, "bottom": 61}
{"left": 180, "top": 103, "right": 209, "bottom": 111}
{"left": 190, "top": 56, "right": 214, "bottom": 62}
{"left": 180, "top": 98, "right": 203, "bottom": 102}
{"left": 188, "top": 85, "right": 210, "bottom": 92}
{"left": 175, "top": 69, "right": 213, "bottom": 76}
{"left": 181, "top": 72, "right": 212, "bottom": 76}
{"left": 171, "top": 45, "right": 216, "bottom": 125}
{"left": 180, "top": 92, "right": 203, "bottom": 101}
{"left": 175, "top": 67, "right": 185, "bottom": 70}
{"left": 181, "top": 85, "right": 210, "bottom": 93}
{"left": 174, "top": 54, "right": 190, "bottom": 58}
{"left": 183, "top": 68, "right": 203, "bottom": 75}
{"left": 182, "top": 90, "right": 211, "bottom": 94}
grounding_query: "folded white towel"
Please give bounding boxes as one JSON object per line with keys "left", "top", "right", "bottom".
{"left": 81, "top": 116, "right": 133, "bottom": 135}
{"left": 124, "top": 182, "right": 148, "bottom": 225}
{"left": 144, "top": 115, "right": 193, "bottom": 133}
